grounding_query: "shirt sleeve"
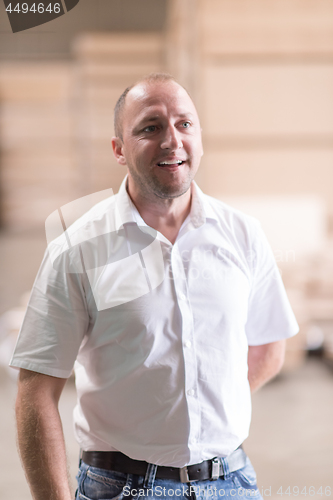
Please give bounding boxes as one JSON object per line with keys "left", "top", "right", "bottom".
{"left": 9, "top": 246, "right": 90, "bottom": 378}
{"left": 245, "top": 221, "right": 299, "bottom": 346}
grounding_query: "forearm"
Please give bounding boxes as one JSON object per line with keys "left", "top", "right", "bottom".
{"left": 247, "top": 340, "right": 286, "bottom": 393}
{"left": 16, "top": 371, "right": 72, "bottom": 500}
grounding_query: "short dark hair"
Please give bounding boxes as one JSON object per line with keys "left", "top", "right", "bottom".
{"left": 113, "top": 73, "right": 178, "bottom": 140}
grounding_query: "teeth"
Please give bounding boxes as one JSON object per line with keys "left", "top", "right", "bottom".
{"left": 159, "top": 160, "right": 183, "bottom": 165}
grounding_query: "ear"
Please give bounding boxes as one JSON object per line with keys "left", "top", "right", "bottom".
{"left": 111, "top": 137, "right": 127, "bottom": 165}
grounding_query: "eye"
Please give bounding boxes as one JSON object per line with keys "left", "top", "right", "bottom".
{"left": 143, "top": 125, "right": 157, "bottom": 133}
{"left": 181, "top": 121, "right": 191, "bottom": 128}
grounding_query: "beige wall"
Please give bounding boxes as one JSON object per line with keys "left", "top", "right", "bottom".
{"left": 0, "top": 33, "right": 164, "bottom": 230}
{"left": 196, "top": 0, "right": 333, "bottom": 229}
{"left": 0, "top": 63, "right": 75, "bottom": 229}
{"left": 72, "top": 33, "right": 164, "bottom": 195}
{"left": 0, "top": 0, "right": 333, "bottom": 231}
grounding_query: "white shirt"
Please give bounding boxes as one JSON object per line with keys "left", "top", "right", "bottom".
{"left": 10, "top": 177, "right": 298, "bottom": 467}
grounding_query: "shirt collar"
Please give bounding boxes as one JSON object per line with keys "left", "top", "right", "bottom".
{"left": 115, "top": 175, "right": 219, "bottom": 231}
{"left": 114, "top": 176, "right": 145, "bottom": 230}
{"left": 188, "top": 181, "right": 219, "bottom": 228}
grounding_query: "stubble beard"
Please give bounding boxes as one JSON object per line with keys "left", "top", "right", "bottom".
{"left": 128, "top": 163, "right": 196, "bottom": 201}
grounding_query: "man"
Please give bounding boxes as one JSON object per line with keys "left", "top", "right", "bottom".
{"left": 11, "top": 73, "right": 298, "bottom": 500}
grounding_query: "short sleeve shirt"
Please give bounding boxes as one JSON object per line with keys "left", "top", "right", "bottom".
{"left": 10, "top": 177, "right": 299, "bottom": 467}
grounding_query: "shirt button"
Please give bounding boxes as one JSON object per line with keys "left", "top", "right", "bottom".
{"left": 179, "top": 292, "right": 186, "bottom": 301}
{"left": 184, "top": 340, "right": 192, "bottom": 348}
{"left": 187, "top": 389, "right": 195, "bottom": 397}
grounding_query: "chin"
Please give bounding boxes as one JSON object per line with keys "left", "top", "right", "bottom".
{"left": 151, "top": 173, "right": 194, "bottom": 199}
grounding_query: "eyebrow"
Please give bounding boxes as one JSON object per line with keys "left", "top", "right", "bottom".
{"left": 140, "top": 116, "right": 160, "bottom": 124}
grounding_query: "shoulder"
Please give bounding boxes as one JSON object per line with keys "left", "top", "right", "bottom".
{"left": 201, "top": 192, "right": 262, "bottom": 247}
{"left": 49, "top": 193, "right": 118, "bottom": 247}
{"left": 67, "top": 194, "right": 118, "bottom": 240}
{"left": 46, "top": 193, "right": 119, "bottom": 273}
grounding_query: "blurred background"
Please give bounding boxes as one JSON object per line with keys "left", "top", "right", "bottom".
{"left": 0, "top": 0, "right": 332, "bottom": 498}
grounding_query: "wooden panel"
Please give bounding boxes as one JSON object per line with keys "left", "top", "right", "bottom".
{"left": 0, "top": 32, "right": 164, "bottom": 229}
{"left": 2, "top": 188, "right": 78, "bottom": 229}
{"left": 199, "top": 149, "right": 333, "bottom": 212}
{"left": 201, "top": 0, "right": 333, "bottom": 55}
{"left": 73, "top": 32, "right": 163, "bottom": 62}
{"left": 202, "top": 65, "right": 333, "bottom": 136}
{"left": 1, "top": 150, "right": 74, "bottom": 181}
{"left": 73, "top": 32, "right": 164, "bottom": 198}
{"left": 0, "top": 64, "right": 72, "bottom": 103}
{"left": 90, "top": 158, "right": 125, "bottom": 194}
{"left": 0, "top": 62, "right": 74, "bottom": 229}
{"left": 165, "top": 0, "right": 200, "bottom": 97}
{"left": 79, "top": 63, "right": 164, "bottom": 83}
{"left": 1, "top": 105, "right": 72, "bottom": 145}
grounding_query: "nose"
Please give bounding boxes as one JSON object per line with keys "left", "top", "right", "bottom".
{"left": 160, "top": 124, "right": 183, "bottom": 150}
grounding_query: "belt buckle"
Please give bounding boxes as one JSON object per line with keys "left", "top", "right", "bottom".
{"left": 180, "top": 465, "right": 194, "bottom": 483}
{"left": 211, "top": 457, "right": 220, "bottom": 480}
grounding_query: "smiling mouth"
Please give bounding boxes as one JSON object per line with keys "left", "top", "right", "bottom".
{"left": 157, "top": 160, "right": 185, "bottom": 167}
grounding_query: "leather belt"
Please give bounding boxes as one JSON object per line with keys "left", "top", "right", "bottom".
{"left": 81, "top": 448, "right": 247, "bottom": 483}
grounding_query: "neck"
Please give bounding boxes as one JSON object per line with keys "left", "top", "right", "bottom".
{"left": 126, "top": 180, "right": 192, "bottom": 244}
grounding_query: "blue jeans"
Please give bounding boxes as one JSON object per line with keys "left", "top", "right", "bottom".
{"left": 75, "top": 455, "right": 263, "bottom": 500}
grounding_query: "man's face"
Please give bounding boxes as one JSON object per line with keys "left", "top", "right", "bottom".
{"left": 112, "top": 80, "right": 203, "bottom": 201}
